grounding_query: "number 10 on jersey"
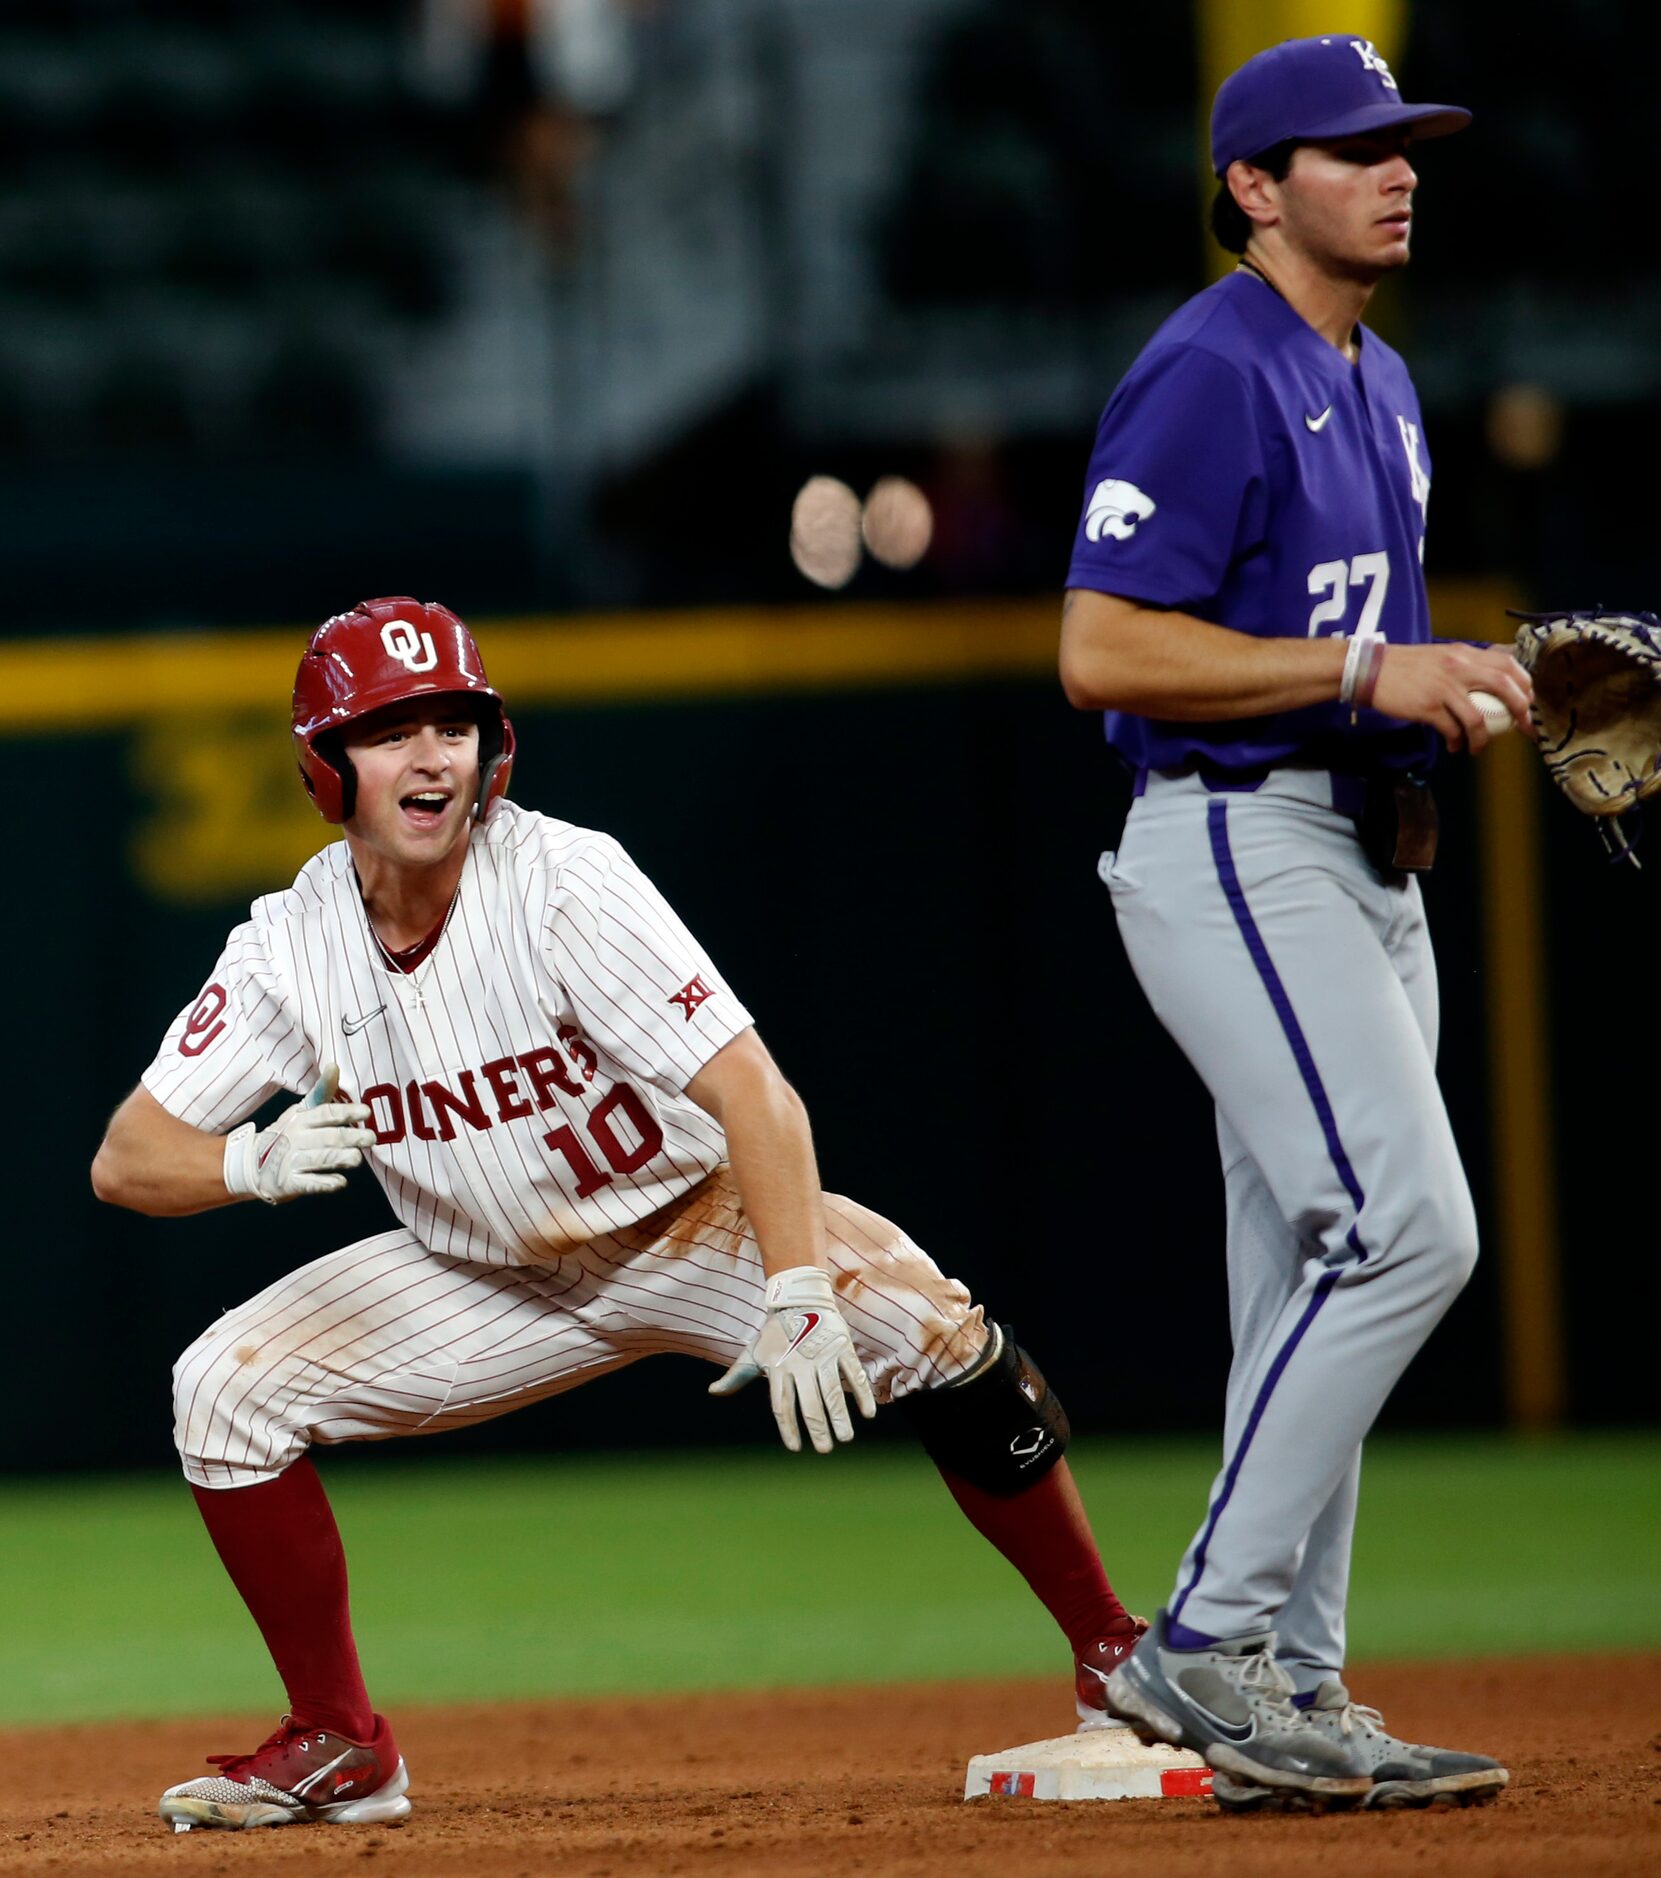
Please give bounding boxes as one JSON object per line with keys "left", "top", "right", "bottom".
{"left": 544, "top": 1084, "right": 666, "bottom": 1198}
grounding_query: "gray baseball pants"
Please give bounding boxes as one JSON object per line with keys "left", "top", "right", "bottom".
{"left": 1102, "top": 767, "right": 1478, "bottom": 1691}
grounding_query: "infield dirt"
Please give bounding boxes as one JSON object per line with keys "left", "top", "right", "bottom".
{"left": 1, "top": 1651, "right": 1654, "bottom": 1876}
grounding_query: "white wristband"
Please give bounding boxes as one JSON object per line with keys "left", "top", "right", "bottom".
{"left": 1340, "top": 629, "right": 1388, "bottom": 725}
{"left": 763, "top": 1266, "right": 836, "bottom": 1311}
{"left": 222, "top": 1122, "right": 273, "bottom": 1204}
{"left": 1339, "top": 630, "right": 1368, "bottom": 706}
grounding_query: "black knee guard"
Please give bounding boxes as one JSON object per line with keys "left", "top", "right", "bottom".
{"left": 898, "top": 1324, "right": 1069, "bottom": 1496}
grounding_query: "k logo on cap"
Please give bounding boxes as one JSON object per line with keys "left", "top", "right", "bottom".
{"left": 1209, "top": 35, "right": 1469, "bottom": 176}
{"left": 1348, "top": 39, "right": 1399, "bottom": 91}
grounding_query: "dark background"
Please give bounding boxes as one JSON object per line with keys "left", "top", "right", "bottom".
{"left": 2, "top": 0, "right": 1655, "bottom": 1470}
{"left": 0, "top": 1, "right": 1654, "bottom": 629}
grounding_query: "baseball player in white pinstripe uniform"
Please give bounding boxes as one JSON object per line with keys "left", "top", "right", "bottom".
{"left": 94, "top": 597, "right": 1142, "bottom": 1833}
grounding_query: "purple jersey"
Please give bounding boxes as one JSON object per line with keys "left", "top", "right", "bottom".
{"left": 1067, "top": 270, "right": 1438, "bottom": 775}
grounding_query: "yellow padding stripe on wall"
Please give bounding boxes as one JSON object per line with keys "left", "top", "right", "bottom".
{"left": 3, "top": 600, "right": 1063, "bottom": 733}
{"left": 1, "top": 581, "right": 1518, "bottom": 732}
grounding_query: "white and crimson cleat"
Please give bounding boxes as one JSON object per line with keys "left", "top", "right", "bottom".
{"left": 1074, "top": 1615, "right": 1150, "bottom": 1732}
{"left": 158, "top": 1715, "right": 410, "bottom": 1832}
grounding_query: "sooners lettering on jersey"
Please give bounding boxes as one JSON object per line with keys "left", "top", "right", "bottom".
{"left": 142, "top": 804, "right": 753, "bottom": 1263}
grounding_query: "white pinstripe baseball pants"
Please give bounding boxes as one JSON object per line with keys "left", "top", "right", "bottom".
{"left": 174, "top": 1169, "right": 990, "bottom": 1488}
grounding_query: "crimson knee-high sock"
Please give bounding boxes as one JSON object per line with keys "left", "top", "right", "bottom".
{"left": 190, "top": 1457, "right": 375, "bottom": 1741}
{"left": 938, "top": 1460, "right": 1133, "bottom": 1655}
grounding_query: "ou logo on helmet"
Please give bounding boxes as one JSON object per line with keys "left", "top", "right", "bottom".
{"left": 381, "top": 619, "right": 438, "bottom": 672}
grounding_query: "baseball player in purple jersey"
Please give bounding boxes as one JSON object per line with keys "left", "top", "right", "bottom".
{"left": 1059, "top": 38, "right": 1530, "bottom": 1811}
{"left": 92, "top": 597, "right": 1141, "bottom": 1832}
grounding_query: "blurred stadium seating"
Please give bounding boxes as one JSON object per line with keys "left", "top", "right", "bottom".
{"left": 0, "top": 0, "right": 468, "bottom": 466}
{"left": 0, "top": 1, "right": 1652, "bottom": 624}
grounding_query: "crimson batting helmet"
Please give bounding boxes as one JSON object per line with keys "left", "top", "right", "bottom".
{"left": 292, "top": 596, "right": 517, "bottom": 824}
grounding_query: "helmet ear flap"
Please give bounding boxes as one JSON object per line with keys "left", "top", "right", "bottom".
{"left": 294, "top": 733, "right": 354, "bottom": 824}
{"left": 335, "top": 750, "right": 357, "bottom": 823}
{"left": 474, "top": 710, "right": 516, "bottom": 821}
{"left": 475, "top": 752, "right": 510, "bottom": 822}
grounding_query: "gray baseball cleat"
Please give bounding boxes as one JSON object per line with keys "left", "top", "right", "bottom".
{"left": 1103, "top": 1610, "right": 1371, "bottom": 1807}
{"left": 1211, "top": 1680, "right": 1509, "bottom": 1811}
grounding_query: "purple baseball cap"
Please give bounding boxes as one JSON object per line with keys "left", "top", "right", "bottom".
{"left": 1211, "top": 35, "right": 1471, "bottom": 176}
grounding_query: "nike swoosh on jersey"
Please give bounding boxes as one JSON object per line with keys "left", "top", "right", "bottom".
{"left": 1304, "top": 406, "right": 1333, "bottom": 433}
{"left": 342, "top": 1006, "right": 388, "bottom": 1035}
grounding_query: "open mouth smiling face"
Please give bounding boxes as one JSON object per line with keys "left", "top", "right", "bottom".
{"left": 343, "top": 699, "right": 481, "bottom": 853}
{"left": 399, "top": 787, "right": 456, "bottom": 832}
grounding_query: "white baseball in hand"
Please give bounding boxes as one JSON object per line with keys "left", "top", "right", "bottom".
{"left": 1469, "top": 690, "right": 1515, "bottom": 737}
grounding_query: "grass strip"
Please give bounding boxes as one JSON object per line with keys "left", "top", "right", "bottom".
{"left": 0, "top": 1433, "right": 1653, "bottom": 1725}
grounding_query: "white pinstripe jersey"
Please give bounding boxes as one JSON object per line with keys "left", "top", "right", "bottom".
{"left": 142, "top": 803, "right": 753, "bottom": 1264}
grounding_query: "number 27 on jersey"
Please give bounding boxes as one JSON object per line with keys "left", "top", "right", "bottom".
{"left": 1307, "top": 551, "right": 1390, "bottom": 637}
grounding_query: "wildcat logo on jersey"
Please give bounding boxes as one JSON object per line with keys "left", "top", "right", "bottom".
{"left": 1349, "top": 39, "right": 1399, "bottom": 91}
{"left": 1085, "top": 479, "right": 1156, "bottom": 543}
{"left": 380, "top": 620, "right": 438, "bottom": 672}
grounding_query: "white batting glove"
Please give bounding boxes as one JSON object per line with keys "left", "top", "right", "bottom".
{"left": 223, "top": 1065, "right": 376, "bottom": 1206}
{"left": 709, "top": 1266, "right": 878, "bottom": 1455}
